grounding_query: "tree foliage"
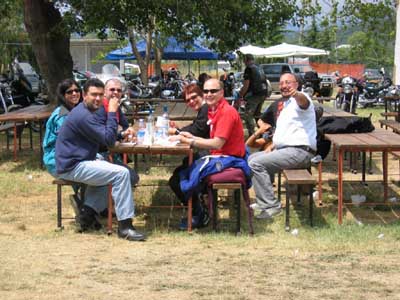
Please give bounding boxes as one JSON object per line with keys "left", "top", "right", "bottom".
{"left": 65, "top": 0, "right": 296, "bottom": 83}
{"left": 0, "top": 0, "right": 33, "bottom": 72}
{"left": 341, "top": 0, "right": 395, "bottom": 68}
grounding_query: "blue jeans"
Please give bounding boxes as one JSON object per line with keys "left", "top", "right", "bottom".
{"left": 58, "top": 160, "right": 135, "bottom": 221}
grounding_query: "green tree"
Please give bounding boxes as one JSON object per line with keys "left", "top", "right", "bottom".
{"left": 22, "top": 0, "right": 297, "bottom": 99}
{"left": 68, "top": 0, "right": 297, "bottom": 84}
{"left": 341, "top": 0, "right": 395, "bottom": 68}
{"left": 292, "top": 0, "right": 321, "bottom": 45}
{"left": 303, "top": 16, "right": 319, "bottom": 48}
{"left": 0, "top": 0, "right": 32, "bottom": 73}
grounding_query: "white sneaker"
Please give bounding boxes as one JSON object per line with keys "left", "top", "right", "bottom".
{"left": 256, "top": 207, "right": 282, "bottom": 219}
{"left": 250, "top": 203, "right": 264, "bottom": 211}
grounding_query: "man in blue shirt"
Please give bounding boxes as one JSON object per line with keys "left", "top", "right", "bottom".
{"left": 55, "top": 78, "right": 145, "bottom": 241}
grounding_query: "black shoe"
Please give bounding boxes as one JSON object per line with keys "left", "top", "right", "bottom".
{"left": 178, "top": 209, "right": 210, "bottom": 230}
{"left": 118, "top": 219, "right": 146, "bottom": 241}
{"left": 76, "top": 205, "right": 102, "bottom": 232}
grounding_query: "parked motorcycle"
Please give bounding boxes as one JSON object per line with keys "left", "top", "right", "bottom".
{"left": 335, "top": 76, "right": 358, "bottom": 114}
{"left": 160, "top": 69, "right": 184, "bottom": 99}
{"left": 220, "top": 71, "right": 236, "bottom": 97}
{"left": 358, "top": 71, "right": 393, "bottom": 108}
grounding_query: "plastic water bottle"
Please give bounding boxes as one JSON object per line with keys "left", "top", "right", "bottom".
{"left": 136, "top": 119, "right": 146, "bottom": 145}
{"left": 161, "top": 105, "right": 169, "bottom": 138}
{"left": 144, "top": 110, "right": 154, "bottom": 145}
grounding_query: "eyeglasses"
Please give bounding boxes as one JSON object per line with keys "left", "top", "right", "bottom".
{"left": 65, "top": 89, "right": 80, "bottom": 95}
{"left": 203, "top": 89, "right": 221, "bottom": 94}
{"left": 109, "top": 88, "right": 123, "bottom": 93}
{"left": 185, "top": 94, "right": 198, "bottom": 102}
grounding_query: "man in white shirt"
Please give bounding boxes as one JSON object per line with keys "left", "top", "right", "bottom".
{"left": 248, "top": 73, "right": 317, "bottom": 219}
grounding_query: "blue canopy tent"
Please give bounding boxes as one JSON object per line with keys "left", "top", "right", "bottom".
{"left": 105, "top": 37, "right": 235, "bottom": 75}
{"left": 105, "top": 37, "right": 219, "bottom": 61}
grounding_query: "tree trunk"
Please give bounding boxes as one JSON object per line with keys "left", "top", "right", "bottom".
{"left": 154, "top": 47, "right": 163, "bottom": 77}
{"left": 128, "top": 29, "right": 149, "bottom": 86}
{"left": 23, "top": 0, "right": 73, "bottom": 104}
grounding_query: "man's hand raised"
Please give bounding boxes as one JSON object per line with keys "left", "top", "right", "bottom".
{"left": 108, "top": 96, "right": 120, "bottom": 112}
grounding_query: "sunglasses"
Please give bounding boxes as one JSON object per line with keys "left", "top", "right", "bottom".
{"left": 185, "top": 94, "right": 198, "bottom": 102}
{"left": 109, "top": 88, "right": 123, "bottom": 93}
{"left": 65, "top": 89, "right": 80, "bottom": 95}
{"left": 203, "top": 89, "right": 221, "bottom": 94}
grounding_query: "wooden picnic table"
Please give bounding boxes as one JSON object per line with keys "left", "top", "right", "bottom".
{"left": 324, "top": 129, "right": 400, "bottom": 224}
{"left": 109, "top": 142, "right": 195, "bottom": 231}
{"left": 318, "top": 104, "right": 355, "bottom": 118}
{"left": 0, "top": 104, "right": 54, "bottom": 163}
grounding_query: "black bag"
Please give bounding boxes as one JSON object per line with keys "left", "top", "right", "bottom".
{"left": 315, "top": 116, "right": 375, "bottom": 159}
{"left": 317, "top": 116, "right": 375, "bottom": 134}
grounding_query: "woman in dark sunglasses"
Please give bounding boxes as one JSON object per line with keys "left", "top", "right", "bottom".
{"left": 168, "top": 83, "right": 210, "bottom": 230}
{"left": 43, "top": 78, "right": 82, "bottom": 176}
{"left": 43, "top": 78, "right": 84, "bottom": 215}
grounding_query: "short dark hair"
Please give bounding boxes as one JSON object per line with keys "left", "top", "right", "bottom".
{"left": 244, "top": 53, "right": 254, "bottom": 62}
{"left": 56, "top": 78, "right": 81, "bottom": 108}
{"left": 182, "top": 83, "right": 203, "bottom": 101}
{"left": 83, "top": 78, "right": 104, "bottom": 93}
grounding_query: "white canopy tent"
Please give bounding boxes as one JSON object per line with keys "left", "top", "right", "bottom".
{"left": 238, "top": 43, "right": 329, "bottom": 58}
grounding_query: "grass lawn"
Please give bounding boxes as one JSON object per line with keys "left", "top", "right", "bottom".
{"left": 1, "top": 108, "right": 400, "bottom": 299}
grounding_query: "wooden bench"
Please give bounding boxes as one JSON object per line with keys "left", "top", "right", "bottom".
{"left": 379, "top": 119, "right": 400, "bottom": 133}
{"left": 380, "top": 111, "right": 400, "bottom": 120}
{"left": 53, "top": 179, "right": 114, "bottom": 234}
{"left": 52, "top": 179, "right": 85, "bottom": 230}
{"left": 278, "top": 169, "right": 316, "bottom": 231}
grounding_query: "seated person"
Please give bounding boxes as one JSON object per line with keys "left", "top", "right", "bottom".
{"left": 94, "top": 78, "right": 139, "bottom": 187}
{"left": 55, "top": 78, "right": 145, "bottom": 241}
{"left": 248, "top": 73, "right": 316, "bottom": 219}
{"left": 168, "top": 84, "right": 210, "bottom": 229}
{"left": 169, "top": 79, "right": 250, "bottom": 229}
{"left": 43, "top": 79, "right": 84, "bottom": 212}
{"left": 43, "top": 78, "right": 81, "bottom": 176}
{"left": 245, "top": 121, "right": 272, "bottom": 151}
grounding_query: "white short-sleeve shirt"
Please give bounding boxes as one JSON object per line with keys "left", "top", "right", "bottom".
{"left": 272, "top": 93, "right": 317, "bottom": 150}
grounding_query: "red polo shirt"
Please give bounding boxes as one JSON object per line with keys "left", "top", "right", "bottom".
{"left": 208, "top": 98, "right": 245, "bottom": 157}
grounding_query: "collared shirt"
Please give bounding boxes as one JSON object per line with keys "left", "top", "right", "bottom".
{"left": 272, "top": 93, "right": 317, "bottom": 150}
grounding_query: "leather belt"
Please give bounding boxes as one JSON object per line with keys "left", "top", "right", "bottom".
{"left": 278, "top": 145, "right": 316, "bottom": 156}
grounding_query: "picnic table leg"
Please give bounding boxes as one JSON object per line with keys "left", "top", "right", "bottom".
{"left": 187, "top": 149, "right": 193, "bottom": 232}
{"left": 361, "top": 151, "right": 366, "bottom": 184}
{"left": 29, "top": 123, "right": 33, "bottom": 149}
{"left": 318, "top": 161, "right": 323, "bottom": 206}
{"left": 383, "top": 151, "right": 388, "bottom": 202}
{"left": 13, "top": 122, "right": 17, "bottom": 161}
{"left": 107, "top": 185, "right": 113, "bottom": 234}
{"left": 39, "top": 120, "right": 44, "bottom": 168}
{"left": 338, "top": 149, "right": 344, "bottom": 225}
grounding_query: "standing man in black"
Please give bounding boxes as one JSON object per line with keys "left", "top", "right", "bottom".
{"left": 238, "top": 54, "right": 269, "bottom": 136}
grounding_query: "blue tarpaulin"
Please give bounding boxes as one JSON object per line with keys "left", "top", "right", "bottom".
{"left": 106, "top": 37, "right": 227, "bottom": 61}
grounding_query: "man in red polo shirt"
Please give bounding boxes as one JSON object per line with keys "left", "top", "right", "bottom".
{"left": 175, "top": 78, "right": 245, "bottom": 156}
{"left": 170, "top": 78, "right": 246, "bottom": 229}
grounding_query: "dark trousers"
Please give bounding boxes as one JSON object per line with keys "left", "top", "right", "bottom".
{"left": 168, "top": 155, "right": 205, "bottom": 215}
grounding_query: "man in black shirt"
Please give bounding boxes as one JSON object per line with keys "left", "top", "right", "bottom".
{"left": 239, "top": 54, "right": 268, "bottom": 136}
